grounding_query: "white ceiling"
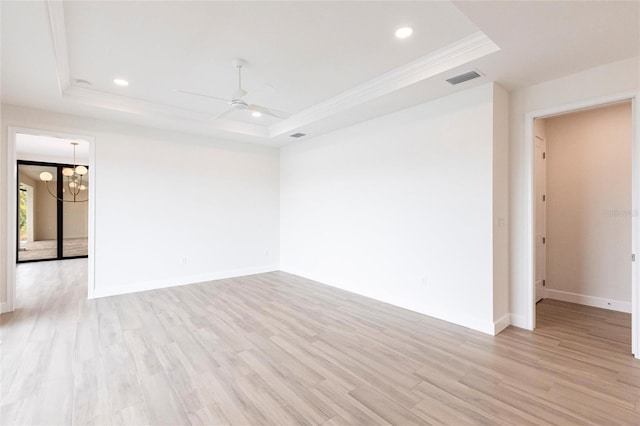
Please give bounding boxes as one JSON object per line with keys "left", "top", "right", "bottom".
{"left": 2, "top": 1, "right": 638, "bottom": 146}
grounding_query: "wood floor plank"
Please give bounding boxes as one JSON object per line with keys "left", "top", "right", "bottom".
{"left": 348, "top": 384, "right": 425, "bottom": 426}
{"left": 311, "top": 380, "right": 391, "bottom": 426}
{"left": 138, "top": 372, "right": 191, "bottom": 426}
{"left": 2, "top": 260, "right": 639, "bottom": 425}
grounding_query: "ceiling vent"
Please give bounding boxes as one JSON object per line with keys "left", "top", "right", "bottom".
{"left": 446, "top": 70, "right": 482, "bottom": 85}
{"left": 290, "top": 132, "right": 306, "bottom": 138}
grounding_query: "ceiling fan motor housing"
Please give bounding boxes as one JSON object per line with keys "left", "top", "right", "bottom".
{"left": 231, "top": 99, "right": 249, "bottom": 110}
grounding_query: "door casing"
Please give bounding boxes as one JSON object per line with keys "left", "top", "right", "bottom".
{"left": 5, "top": 127, "right": 96, "bottom": 313}
{"left": 534, "top": 133, "right": 546, "bottom": 303}
{"left": 525, "top": 91, "right": 639, "bottom": 358}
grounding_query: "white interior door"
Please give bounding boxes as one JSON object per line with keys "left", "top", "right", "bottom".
{"left": 535, "top": 135, "right": 547, "bottom": 303}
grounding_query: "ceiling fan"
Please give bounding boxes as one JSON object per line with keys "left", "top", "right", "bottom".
{"left": 178, "top": 59, "right": 289, "bottom": 120}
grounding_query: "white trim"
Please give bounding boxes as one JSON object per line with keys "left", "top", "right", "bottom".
{"left": 411, "top": 303, "right": 496, "bottom": 336}
{"left": 6, "top": 127, "right": 97, "bottom": 309}
{"left": 61, "top": 86, "right": 272, "bottom": 138}
{"left": 5, "top": 129, "right": 17, "bottom": 313}
{"left": 0, "top": 303, "right": 9, "bottom": 314}
{"left": 87, "top": 130, "right": 97, "bottom": 299}
{"left": 44, "top": 3, "right": 499, "bottom": 141}
{"left": 509, "top": 313, "right": 529, "bottom": 329}
{"left": 269, "top": 31, "right": 499, "bottom": 138}
{"left": 493, "top": 314, "right": 511, "bottom": 334}
{"left": 281, "top": 268, "right": 497, "bottom": 335}
{"left": 632, "top": 96, "right": 640, "bottom": 357}
{"left": 525, "top": 91, "right": 640, "bottom": 358}
{"left": 525, "top": 113, "right": 536, "bottom": 331}
{"left": 544, "top": 290, "right": 631, "bottom": 314}
{"left": 91, "top": 265, "right": 280, "bottom": 299}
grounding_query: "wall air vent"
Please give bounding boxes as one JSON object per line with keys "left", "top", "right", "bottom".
{"left": 446, "top": 70, "right": 483, "bottom": 85}
{"left": 290, "top": 133, "right": 306, "bottom": 138}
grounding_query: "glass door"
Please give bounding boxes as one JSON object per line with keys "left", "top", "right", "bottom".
{"left": 17, "top": 161, "right": 89, "bottom": 263}
{"left": 63, "top": 179, "right": 89, "bottom": 258}
{"left": 17, "top": 164, "right": 59, "bottom": 262}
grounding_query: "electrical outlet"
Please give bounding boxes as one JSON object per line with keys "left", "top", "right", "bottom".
{"left": 180, "top": 256, "right": 187, "bottom": 265}
{"left": 421, "top": 276, "right": 428, "bottom": 286}
{"left": 265, "top": 249, "right": 270, "bottom": 257}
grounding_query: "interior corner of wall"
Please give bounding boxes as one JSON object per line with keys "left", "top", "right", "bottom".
{"left": 493, "top": 313, "right": 511, "bottom": 335}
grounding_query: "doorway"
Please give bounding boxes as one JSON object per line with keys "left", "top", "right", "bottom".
{"left": 5, "top": 128, "right": 96, "bottom": 312}
{"left": 531, "top": 97, "right": 637, "bottom": 357}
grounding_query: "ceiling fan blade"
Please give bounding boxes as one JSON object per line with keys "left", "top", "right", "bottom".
{"left": 242, "top": 83, "right": 275, "bottom": 105}
{"left": 232, "top": 88, "right": 248, "bottom": 100}
{"left": 248, "top": 104, "right": 290, "bottom": 119}
{"left": 176, "top": 89, "right": 230, "bottom": 102}
{"left": 212, "top": 106, "right": 235, "bottom": 121}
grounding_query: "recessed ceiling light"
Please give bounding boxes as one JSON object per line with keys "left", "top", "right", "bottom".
{"left": 251, "top": 111, "right": 262, "bottom": 118}
{"left": 395, "top": 27, "right": 414, "bottom": 39}
{"left": 113, "top": 78, "right": 129, "bottom": 87}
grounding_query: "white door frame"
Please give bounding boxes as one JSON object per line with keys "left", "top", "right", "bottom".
{"left": 525, "top": 91, "right": 640, "bottom": 358}
{"left": 5, "top": 126, "right": 96, "bottom": 312}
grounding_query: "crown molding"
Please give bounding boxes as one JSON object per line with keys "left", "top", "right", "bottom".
{"left": 46, "top": 2, "right": 499, "bottom": 141}
{"left": 268, "top": 31, "right": 499, "bottom": 137}
{"left": 45, "top": 0, "right": 267, "bottom": 138}
{"left": 62, "top": 86, "right": 269, "bottom": 138}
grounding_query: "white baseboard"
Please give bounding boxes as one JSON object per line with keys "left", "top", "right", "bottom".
{"left": 545, "top": 289, "right": 631, "bottom": 313}
{"left": 409, "top": 303, "right": 497, "bottom": 335}
{"left": 280, "top": 268, "right": 497, "bottom": 336}
{"left": 0, "top": 302, "right": 10, "bottom": 314}
{"left": 493, "top": 314, "right": 511, "bottom": 334}
{"left": 509, "top": 313, "right": 531, "bottom": 330}
{"left": 91, "top": 265, "right": 280, "bottom": 299}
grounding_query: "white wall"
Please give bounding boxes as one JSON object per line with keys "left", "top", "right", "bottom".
{"left": 492, "top": 84, "right": 510, "bottom": 327}
{"left": 280, "top": 83, "right": 509, "bottom": 334}
{"left": 1, "top": 104, "right": 280, "bottom": 302}
{"left": 509, "top": 56, "right": 640, "bottom": 327}
{"left": 544, "top": 102, "right": 632, "bottom": 310}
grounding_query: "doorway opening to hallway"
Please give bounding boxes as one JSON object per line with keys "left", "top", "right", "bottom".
{"left": 533, "top": 100, "right": 634, "bottom": 356}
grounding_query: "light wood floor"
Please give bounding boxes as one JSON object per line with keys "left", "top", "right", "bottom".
{"left": 2, "top": 261, "right": 639, "bottom": 425}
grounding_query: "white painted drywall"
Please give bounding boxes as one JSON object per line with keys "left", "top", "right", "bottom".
{"left": 544, "top": 102, "right": 632, "bottom": 309}
{"left": 492, "top": 84, "right": 510, "bottom": 328}
{"left": 280, "top": 83, "right": 508, "bottom": 334}
{"left": 1, "top": 104, "right": 280, "bottom": 302}
{"left": 509, "top": 56, "right": 640, "bottom": 327}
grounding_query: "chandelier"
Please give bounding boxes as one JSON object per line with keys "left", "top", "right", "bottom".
{"left": 39, "top": 142, "right": 88, "bottom": 203}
